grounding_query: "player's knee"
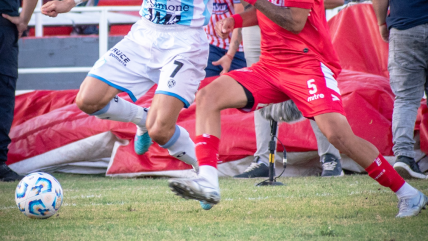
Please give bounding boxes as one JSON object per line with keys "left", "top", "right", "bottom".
{"left": 196, "top": 87, "right": 220, "bottom": 110}
{"left": 147, "top": 122, "right": 173, "bottom": 145}
{"left": 75, "top": 93, "right": 106, "bottom": 114}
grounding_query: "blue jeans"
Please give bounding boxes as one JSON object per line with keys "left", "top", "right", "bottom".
{"left": 388, "top": 24, "right": 428, "bottom": 159}
{"left": 205, "top": 45, "right": 246, "bottom": 77}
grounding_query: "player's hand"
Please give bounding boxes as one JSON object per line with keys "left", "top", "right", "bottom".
{"left": 379, "top": 24, "right": 389, "bottom": 42}
{"left": 42, "top": 0, "right": 76, "bottom": 17}
{"left": 215, "top": 17, "right": 235, "bottom": 39}
{"left": 212, "top": 54, "right": 233, "bottom": 75}
{"left": 1, "top": 14, "right": 28, "bottom": 38}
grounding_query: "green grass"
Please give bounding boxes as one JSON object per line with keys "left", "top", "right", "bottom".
{"left": 1, "top": 174, "right": 428, "bottom": 240}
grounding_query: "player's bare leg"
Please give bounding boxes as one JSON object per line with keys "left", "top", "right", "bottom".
{"left": 76, "top": 76, "right": 151, "bottom": 154}
{"left": 169, "top": 75, "right": 247, "bottom": 207}
{"left": 146, "top": 93, "right": 199, "bottom": 172}
{"left": 76, "top": 76, "right": 121, "bottom": 114}
{"left": 315, "top": 113, "right": 428, "bottom": 217}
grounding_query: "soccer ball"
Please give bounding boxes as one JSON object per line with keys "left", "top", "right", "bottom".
{"left": 15, "top": 172, "right": 63, "bottom": 219}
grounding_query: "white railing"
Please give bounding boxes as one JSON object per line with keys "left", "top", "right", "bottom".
{"left": 18, "top": 4, "right": 140, "bottom": 75}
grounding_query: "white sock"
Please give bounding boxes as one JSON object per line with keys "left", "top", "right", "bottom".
{"left": 91, "top": 97, "right": 148, "bottom": 129}
{"left": 199, "top": 165, "right": 219, "bottom": 188}
{"left": 395, "top": 182, "right": 419, "bottom": 199}
{"left": 160, "top": 125, "right": 197, "bottom": 167}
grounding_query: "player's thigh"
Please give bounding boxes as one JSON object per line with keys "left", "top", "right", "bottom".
{"left": 77, "top": 76, "right": 121, "bottom": 107}
{"left": 314, "top": 112, "right": 352, "bottom": 139}
{"left": 197, "top": 75, "right": 248, "bottom": 110}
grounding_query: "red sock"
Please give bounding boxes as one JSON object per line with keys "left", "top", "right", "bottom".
{"left": 365, "top": 154, "right": 405, "bottom": 192}
{"left": 195, "top": 134, "right": 220, "bottom": 168}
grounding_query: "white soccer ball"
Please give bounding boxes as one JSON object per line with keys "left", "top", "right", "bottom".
{"left": 15, "top": 172, "right": 63, "bottom": 219}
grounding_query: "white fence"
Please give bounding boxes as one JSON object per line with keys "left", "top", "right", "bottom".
{"left": 19, "top": 2, "right": 343, "bottom": 75}
{"left": 18, "top": 4, "right": 140, "bottom": 75}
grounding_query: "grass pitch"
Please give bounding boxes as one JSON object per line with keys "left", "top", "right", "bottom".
{"left": 1, "top": 173, "right": 428, "bottom": 241}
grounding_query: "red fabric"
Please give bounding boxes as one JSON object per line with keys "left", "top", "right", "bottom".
{"left": 365, "top": 154, "right": 405, "bottom": 192}
{"left": 257, "top": 0, "right": 341, "bottom": 77}
{"left": 226, "top": 62, "right": 346, "bottom": 118}
{"left": 232, "top": 14, "right": 243, "bottom": 28}
{"left": 97, "top": 0, "right": 141, "bottom": 6}
{"left": 417, "top": 101, "right": 428, "bottom": 154}
{"left": 283, "top": 0, "right": 313, "bottom": 9}
{"left": 243, "top": 0, "right": 257, "bottom": 5}
{"left": 195, "top": 135, "right": 220, "bottom": 168}
{"left": 328, "top": 4, "right": 389, "bottom": 78}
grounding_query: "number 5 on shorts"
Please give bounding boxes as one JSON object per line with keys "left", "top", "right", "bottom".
{"left": 307, "top": 79, "right": 317, "bottom": 94}
{"left": 170, "top": 60, "right": 184, "bottom": 78}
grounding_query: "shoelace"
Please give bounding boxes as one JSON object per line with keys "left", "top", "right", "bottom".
{"left": 397, "top": 198, "right": 411, "bottom": 211}
{"left": 322, "top": 161, "right": 337, "bottom": 171}
{"left": 244, "top": 163, "right": 262, "bottom": 173}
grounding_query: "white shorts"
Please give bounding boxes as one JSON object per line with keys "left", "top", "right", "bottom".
{"left": 88, "top": 17, "right": 209, "bottom": 107}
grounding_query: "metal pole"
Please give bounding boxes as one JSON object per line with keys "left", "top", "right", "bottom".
{"left": 256, "top": 120, "right": 284, "bottom": 186}
{"left": 35, "top": 0, "right": 43, "bottom": 37}
{"left": 99, "top": 8, "right": 108, "bottom": 58}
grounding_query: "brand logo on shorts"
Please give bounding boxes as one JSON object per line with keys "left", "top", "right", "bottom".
{"left": 307, "top": 93, "right": 325, "bottom": 102}
{"left": 109, "top": 48, "right": 130, "bottom": 66}
{"left": 176, "top": 152, "right": 186, "bottom": 158}
{"left": 331, "top": 94, "right": 340, "bottom": 101}
{"left": 114, "top": 96, "right": 119, "bottom": 102}
{"left": 168, "top": 79, "right": 176, "bottom": 88}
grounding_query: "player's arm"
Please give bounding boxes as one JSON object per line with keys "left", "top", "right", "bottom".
{"left": 1, "top": 0, "right": 38, "bottom": 37}
{"left": 372, "top": 0, "right": 389, "bottom": 42}
{"left": 215, "top": 4, "right": 258, "bottom": 39}
{"left": 226, "top": 3, "right": 244, "bottom": 61}
{"left": 250, "top": 0, "right": 310, "bottom": 34}
{"left": 42, "top": 0, "right": 87, "bottom": 17}
{"left": 212, "top": 3, "right": 245, "bottom": 74}
{"left": 324, "top": 0, "right": 344, "bottom": 10}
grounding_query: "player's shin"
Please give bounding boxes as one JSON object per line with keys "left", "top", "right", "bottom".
{"left": 90, "top": 96, "right": 147, "bottom": 128}
{"left": 195, "top": 134, "right": 220, "bottom": 188}
{"left": 365, "top": 154, "right": 418, "bottom": 198}
{"left": 160, "top": 126, "right": 198, "bottom": 172}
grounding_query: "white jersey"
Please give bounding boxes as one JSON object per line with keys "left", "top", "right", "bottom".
{"left": 140, "top": 0, "right": 213, "bottom": 27}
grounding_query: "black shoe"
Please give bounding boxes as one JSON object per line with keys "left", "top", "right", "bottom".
{"left": 321, "top": 153, "right": 344, "bottom": 177}
{"left": 393, "top": 156, "right": 426, "bottom": 179}
{"left": 0, "top": 163, "right": 24, "bottom": 182}
{"left": 234, "top": 161, "right": 270, "bottom": 178}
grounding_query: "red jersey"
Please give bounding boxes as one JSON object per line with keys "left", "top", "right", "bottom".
{"left": 257, "top": 0, "right": 342, "bottom": 77}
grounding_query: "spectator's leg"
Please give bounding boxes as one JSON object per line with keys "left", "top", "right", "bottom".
{"left": 0, "top": 74, "right": 23, "bottom": 181}
{"left": 389, "top": 26, "right": 427, "bottom": 179}
{"left": 241, "top": 26, "right": 261, "bottom": 66}
{"left": 0, "top": 19, "right": 22, "bottom": 182}
{"left": 205, "top": 45, "right": 226, "bottom": 77}
{"left": 229, "top": 51, "right": 247, "bottom": 71}
{"left": 310, "top": 119, "right": 343, "bottom": 176}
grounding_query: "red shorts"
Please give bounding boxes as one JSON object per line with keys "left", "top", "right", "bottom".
{"left": 225, "top": 61, "right": 345, "bottom": 118}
